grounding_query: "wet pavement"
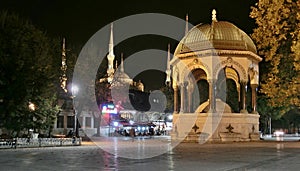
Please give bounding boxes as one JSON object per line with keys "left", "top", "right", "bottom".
{"left": 1, "top": 138, "right": 300, "bottom": 171}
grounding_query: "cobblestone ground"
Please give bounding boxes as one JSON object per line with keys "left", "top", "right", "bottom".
{"left": 1, "top": 138, "right": 300, "bottom": 171}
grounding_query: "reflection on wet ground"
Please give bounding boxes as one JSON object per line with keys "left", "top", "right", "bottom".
{"left": 1, "top": 141, "right": 300, "bottom": 170}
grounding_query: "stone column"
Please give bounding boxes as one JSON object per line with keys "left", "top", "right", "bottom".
{"left": 173, "top": 85, "right": 179, "bottom": 113}
{"left": 183, "top": 81, "right": 189, "bottom": 113}
{"left": 187, "top": 91, "right": 192, "bottom": 113}
{"left": 240, "top": 81, "right": 248, "bottom": 113}
{"left": 208, "top": 79, "right": 216, "bottom": 113}
{"left": 180, "top": 83, "right": 185, "bottom": 113}
{"left": 251, "top": 84, "right": 258, "bottom": 114}
{"left": 180, "top": 82, "right": 188, "bottom": 113}
{"left": 187, "top": 82, "right": 194, "bottom": 113}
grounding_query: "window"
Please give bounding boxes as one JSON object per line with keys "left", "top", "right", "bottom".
{"left": 86, "top": 117, "right": 91, "bottom": 128}
{"left": 57, "top": 116, "right": 64, "bottom": 128}
{"left": 67, "top": 116, "right": 74, "bottom": 128}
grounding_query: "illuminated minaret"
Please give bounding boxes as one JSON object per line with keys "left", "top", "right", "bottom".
{"left": 120, "top": 53, "right": 124, "bottom": 73}
{"left": 185, "top": 14, "right": 189, "bottom": 36}
{"left": 165, "top": 44, "right": 171, "bottom": 86}
{"left": 107, "top": 23, "right": 115, "bottom": 80}
{"left": 60, "top": 37, "right": 67, "bottom": 92}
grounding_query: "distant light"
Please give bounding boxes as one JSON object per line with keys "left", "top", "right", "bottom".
{"left": 107, "top": 104, "right": 114, "bottom": 109}
{"left": 72, "top": 85, "right": 79, "bottom": 96}
{"left": 129, "top": 120, "right": 134, "bottom": 125}
{"left": 101, "top": 104, "right": 118, "bottom": 114}
{"left": 113, "top": 122, "right": 118, "bottom": 127}
{"left": 168, "top": 115, "right": 173, "bottom": 120}
{"left": 28, "top": 102, "right": 36, "bottom": 111}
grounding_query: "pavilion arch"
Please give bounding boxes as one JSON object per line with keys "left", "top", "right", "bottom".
{"left": 186, "top": 60, "right": 211, "bottom": 80}
{"left": 190, "top": 68, "right": 209, "bottom": 111}
{"left": 213, "top": 57, "right": 248, "bottom": 82}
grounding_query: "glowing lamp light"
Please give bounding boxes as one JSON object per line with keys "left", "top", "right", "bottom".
{"left": 71, "top": 85, "right": 79, "bottom": 96}
{"left": 28, "top": 102, "right": 36, "bottom": 111}
{"left": 129, "top": 120, "right": 134, "bottom": 125}
{"left": 113, "top": 122, "right": 118, "bottom": 127}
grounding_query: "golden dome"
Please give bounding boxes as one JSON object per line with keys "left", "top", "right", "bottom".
{"left": 175, "top": 21, "right": 257, "bottom": 55}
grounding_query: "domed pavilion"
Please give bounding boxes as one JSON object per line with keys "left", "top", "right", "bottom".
{"left": 170, "top": 10, "right": 262, "bottom": 142}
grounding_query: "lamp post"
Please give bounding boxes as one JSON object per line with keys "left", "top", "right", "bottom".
{"left": 72, "top": 85, "right": 79, "bottom": 137}
{"left": 28, "top": 102, "right": 36, "bottom": 137}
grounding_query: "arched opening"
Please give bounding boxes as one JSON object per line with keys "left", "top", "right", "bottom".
{"left": 225, "top": 79, "right": 239, "bottom": 112}
{"left": 191, "top": 68, "right": 208, "bottom": 112}
{"left": 216, "top": 67, "right": 240, "bottom": 113}
{"left": 197, "top": 80, "right": 209, "bottom": 106}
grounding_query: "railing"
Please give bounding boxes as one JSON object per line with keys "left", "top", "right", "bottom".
{"left": 0, "top": 137, "right": 82, "bottom": 149}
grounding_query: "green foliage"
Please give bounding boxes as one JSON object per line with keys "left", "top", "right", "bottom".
{"left": 0, "top": 11, "right": 61, "bottom": 136}
{"left": 250, "top": 0, "right": 300, "bottom": 115}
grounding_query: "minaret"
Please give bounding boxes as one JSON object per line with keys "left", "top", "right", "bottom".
{"left": 165, "top": 44, "right": 171, "bottom": 86}
{"left": 120, "top": 53, "right": 124, "bottom": 73}
{"left": 185, "top": 14, "right": 189, "bottom": 36}
{"left": 60, "top": 37, "right": 67, "bottom": 92}
{"left": 107, "top": 23, "right": 115, "bottom": 78}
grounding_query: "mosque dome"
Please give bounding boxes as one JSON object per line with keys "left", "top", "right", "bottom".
{"left": 175, "top": 19, "right": 257, "bottom": 55}
{"left": 112, "top": 70, "right": 133, "bottom": 86}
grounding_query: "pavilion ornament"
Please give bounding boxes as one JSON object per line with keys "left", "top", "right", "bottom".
{"left": 213, "top": 57, "right": 247, "bottom": 81}
{"left": 248, "top": 66, "right": 259, "bottom": 85}
{"left": 226, "top": 124, "right": 234, "bottom": 133}
{"left": 192, "top": 123, "right": 199, "bottom": 133}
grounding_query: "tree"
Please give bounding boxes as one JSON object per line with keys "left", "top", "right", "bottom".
{"left": 0, "top": 11, "right": 60, "bottom": 137}
{"left": 160, "top": 85, "right": 173, "bottom": 113}
{"left": 282, "top": 108, "right": 300, "bottom": 133}
{"left": 250, "top": 0, "right": 300, "bottom": 115}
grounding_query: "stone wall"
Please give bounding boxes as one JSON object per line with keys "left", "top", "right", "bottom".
{"left": 172, "top": 113, "right": 260, "bottom": 142}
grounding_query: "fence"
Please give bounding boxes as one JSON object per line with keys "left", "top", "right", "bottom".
{"left": 0, "top": 137, "right": 82, "bottom": 149}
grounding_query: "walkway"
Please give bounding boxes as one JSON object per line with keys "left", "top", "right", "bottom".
{"left": 1, "top": 140, "right": 300, "bottom": 170}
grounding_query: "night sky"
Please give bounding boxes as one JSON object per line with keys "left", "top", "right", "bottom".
{"left": 0, "top": 0, "right": 257, "bottom": 91}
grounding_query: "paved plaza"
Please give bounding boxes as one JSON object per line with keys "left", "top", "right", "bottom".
{"left": 1, "top": 137, "right": 300, "bottom": 171}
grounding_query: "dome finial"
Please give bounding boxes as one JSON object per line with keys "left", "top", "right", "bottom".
{"left": 212, "top": 9, "right": 217, "bottom": 22}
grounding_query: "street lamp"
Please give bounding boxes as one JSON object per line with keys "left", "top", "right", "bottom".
{"left": 71, "top": 85, "right": 79, "bottom": 137}
{"left": 28, "top": 102, "right": 37, "bottom": 137}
